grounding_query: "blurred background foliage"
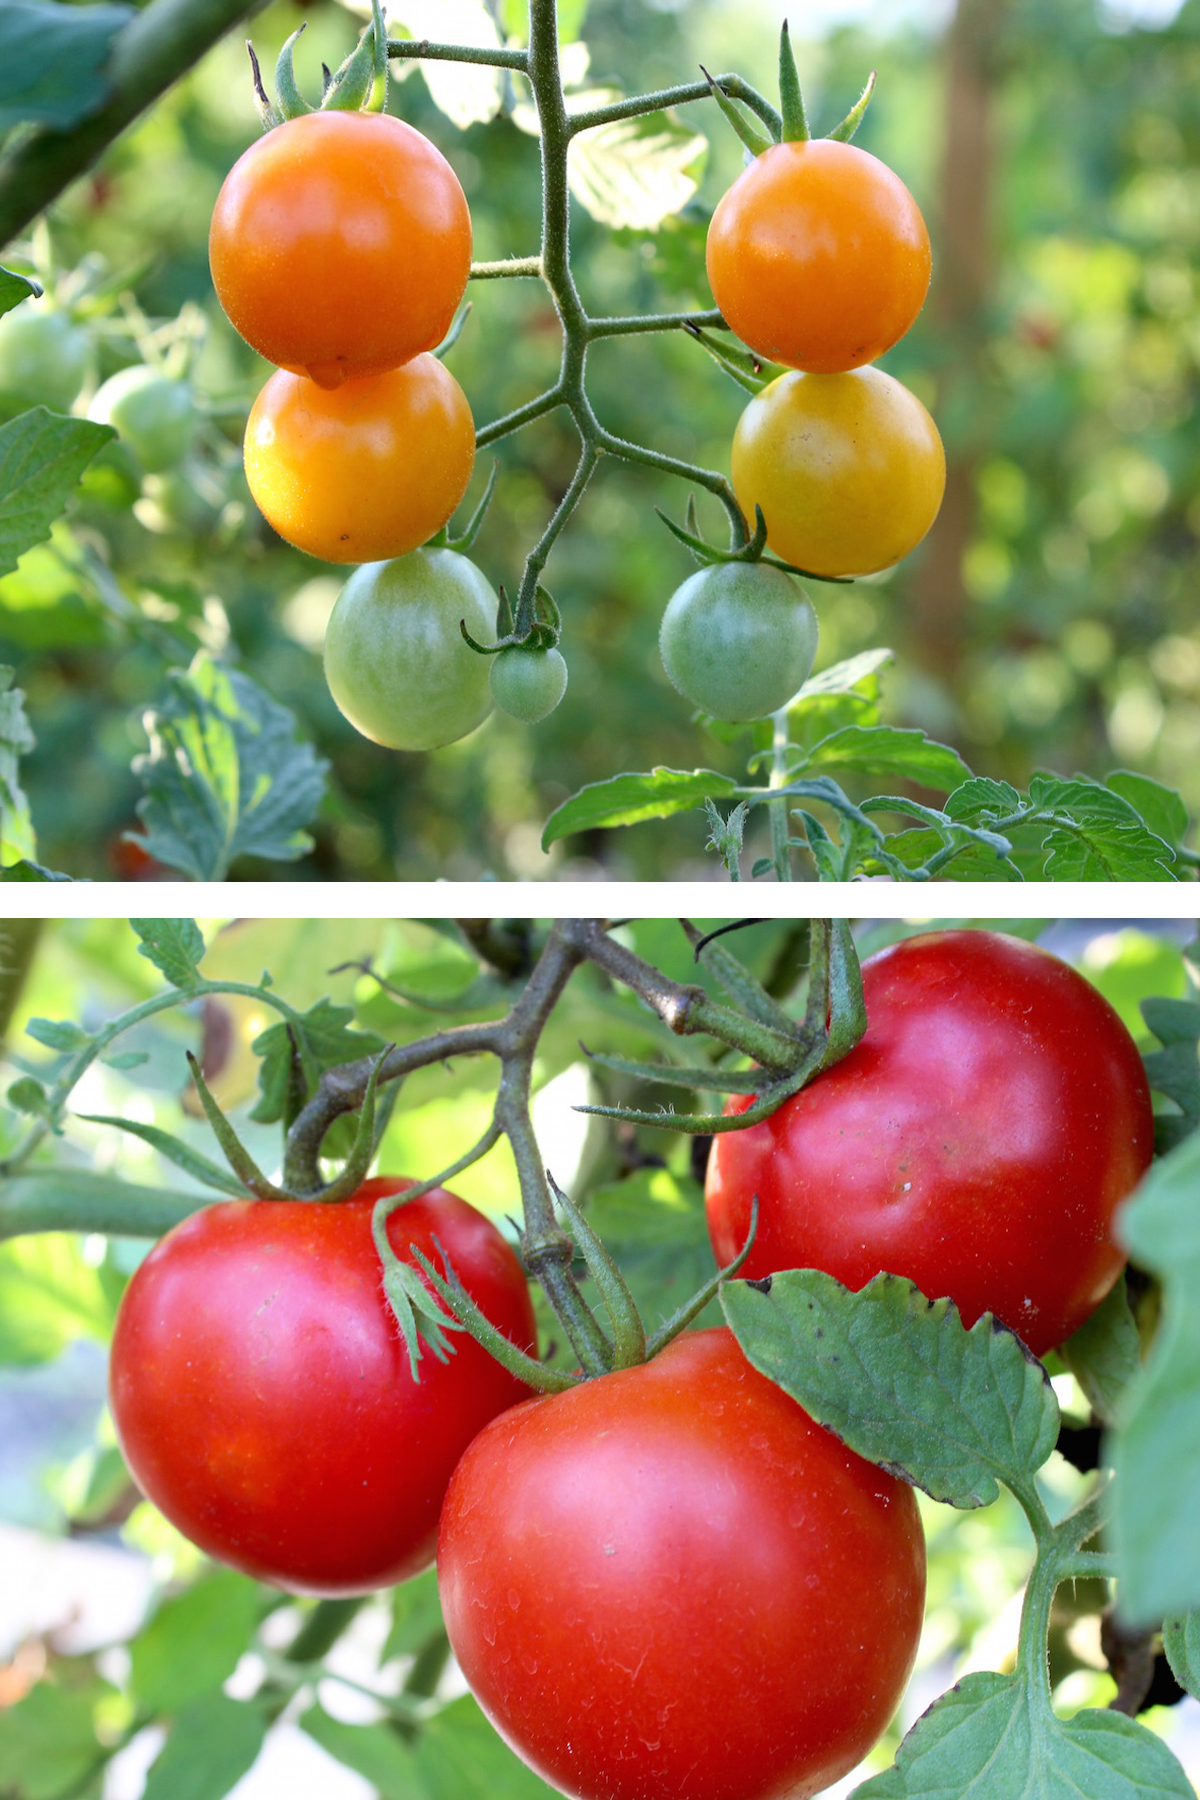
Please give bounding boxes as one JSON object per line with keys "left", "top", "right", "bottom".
{"left": 2, "top": 0, "right": 1200, "bottom": 879}
{"left": 0, "top": 915, "right": 1198, "bottom": 1799}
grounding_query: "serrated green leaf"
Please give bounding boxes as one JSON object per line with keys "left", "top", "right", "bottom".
{"left": 1163, "top": 1611, "right": 1200, "bottom": 1701}
{"left": 142, "top": 1695, "right": 267, "bottom": 1800}
{"left": 0, "top": 858, "right": 71, "bottom": 881}
{"left": 852, "top": 1669, "right": 1192, "bottom": 1799}
{"left": 25, "top": 1016, "right": 89, "bottom": 1051}
{"left": 722, "top": 1270, "right": 1058, "bottom": 1507}
{"left": 0, "top": 1233, "right": 115, "bottom": 1364}
{"left": 0, "top": 0, "right": 135, "bottom": 130}
{"left": 944, "top": 776, "right": 1024, "bottom": 824}
{"left": 130, "top": 918, "right": 205, "bottom": 988}
{"left": 1110, "top": 1129, "right": 1200, "bottom": 1623}
{"left": 1105, "top": 770, "right": 1189, "bottom": 851}
{"left": 1028, "top": 776, "right": 1177, "bottom": 880}
{"left": 0, "top": 266, "right": 42, "bottom": 319}
{"left": 391, "top": 0, "right": 504, "bottom": 126}
{"left": 797, "top": 724, "right": 970, "bottom": 791}
{"left": 251, "top": 996, "right": 385, "bottom": 1125}
{"left": 542, "top": 768, "right": 738, "bottom": 848}
{"left": 1059, "top": 1277, "right": 1140, "bottom": 1426}
{"left": 0, "top": 409, "right": 115, "bottom": 577}
{"left": 131, "top": 1573, "right": 265, "bottom": 1717}
{"left": 133, "top": 656, "right": 328, "bottom": 880}
{"left": 569, "top": 107, "right": 708, "bottom": 229}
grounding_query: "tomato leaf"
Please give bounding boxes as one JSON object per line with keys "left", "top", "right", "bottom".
{"left": 0, "top": 858, "right": 71, "bottom": 880}
{"left": 415, "top": 1694, "right": 562, "bottom": 1798}
{"left": 0, "top": 1233, "right": 116, "bottom": 1364}
{"left": 0, "top": 665, "right": 36, "bottom": 866}
{"left": 390, "top": 0, "right": 505, "bottom": 127}
{"left": 1110, "top": 1128, "right": 1200, "bottom": 1624}
{"left": 722, "top": 1269, "right": 1059, "bottom": 1507}
{"left": 541, "top": 767, "right": 738, "bottom": 848}
{"left": 0, "top": 1675, "right": 115, "bottom": 1796}
{"left": 129, "top": 1572, "right": 265, "bottom": 1717}
{"left": 568, "top": 105, "right": 709, "bottom": 230}
{"left": 300, "top": 1704, "right": 419, "bottom": 1799}
{"left": 132, "top": 655, "right": 328, "bottom": 881}
{"left": 142, "top": 1695, "right": 267, "bottom": 1800}
{"left": 0, "top": 409, "right": 114, "bottom": 579}
{"left": 130, "top": 918, "right": 205, "bottom": 990}
{"left": 1163, "top": 1611, "right": 1200, "bottom": 1701}
{"left": 1058, "top": 1276, "right": 1140, "bottom": 1427}
{"left": 0, "top": 265, "right": 41, "bottom": 319}
{"left": 0, "top": 0, "right": 134, "bottom": 130}
{"left": 1105, "top": 769, "right": 1189, "bottom": 852}
{"left": 851, "top": 1669, "right": 1193, "bottom": 1800}
{"left": 383, "top": 1566, "right": 444, "bottom": 1662}
{"left": 791, "top": 724, "right": 971, "bottom": 790}
{"left": 1027, "top": 775, "right": 1178, "bottom": 880}
{"left": 1140, "top": 995, "right": 1200, "bottom": 1152}
{"left": 251, "top": 997, "right": 385, "bottom": 1125}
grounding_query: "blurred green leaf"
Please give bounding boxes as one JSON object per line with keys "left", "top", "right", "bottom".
{"left": 300, "top": 1705, "right": 417, "bottom": 1800}
{"left": 0, "top": 665, "right": 36, "bottom": 865}
{"left": 1163, "top": 1611, "right": 1200, "bottom": 1702}
{"left": 0, "top": 411, "right": 114, "bottom": 579}
{"left": 569, "top": 106, "right": 709, "bottom": 230}
{"left": 131, "top": 917, "right": 205, "bottom": 989}
{"left": 0, "top": 1233, "right": 115, "bottom": 1364}
{"left": 0, "top": 1675, "right": 112, "bottom": 1798}
{"left": 383, "top": 1567, "right": 444, "bottom": 1663}
{"left": 0, "top": 0, "right": 134, "bottom": 130}
{"left": 414, "top": 1695, "right": 560, "bottom": 1798}
{"left": 142, "top": 1695, "right": 267, "bottom": 1800}
{"left": 0, "top": 267, "right": 42, "bottom": 319}
{"left": 133, "top": 656, "right": 328, "bottom": 881}
{"left": 1059, "top": 1277, "right": 1140, "bottom": 1427}
{"left": 130, "top": 1572, "right": 265, "bottom": 1717}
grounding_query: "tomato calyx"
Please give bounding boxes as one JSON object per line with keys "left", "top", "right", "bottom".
{"left": 247, "top": 0, "right": 388, "bottom": 130}
{"left": 657, "top": 489, "right": 851, "bottom": 585}
{"left": 459, "top": 578, "right": 562, "bottom": 657}
{"left": 704, "top": 24, "right": 876, "bottom": 159}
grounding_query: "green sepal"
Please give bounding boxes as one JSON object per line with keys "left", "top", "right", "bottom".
{"left": 827, "top": 69, "right": 875, "bottom": 142}
{"left": 682, "top": 321, "right": 785, "bottom": 396}
{"left": 371, "top": 1193, "right": 466, "bottom": 1380}
{"left": 778, "top": 21, "right": 810, "bottom": 143}
{"left": 434, "top": 301, "right": 472, "bottom": 361}
{"left": 185, "top": 1052, "right": 289, "bottom": 1201}
{"left": 322, "top": 11, "right": 378, "bottom": 112}
{"left": 701, "top": 65, "right": 775, "bottom": 156}
{"left": 309, "top": 1046, "right": 393, "bottom": 1204}
{"left": 447, "top": 459, "right": 497, "bottom": 553}
{"left": 246, "top": 42, "right": 281, "bottom": 131}
{"left": 461, "top": 582, "right": 561, "bottom": 654}
{"left": 548, "top": 1174, "right": 645, "bottom": 1370}
{"left": 655, "top": 500, "right": 843, "bottom": 583}
{"left": 275, "top": 26, "right": 314, "bottom": 119}
{"left": 645, "top": 1196, "right": 760, "bottom": 1357}
{"left": 410, "top": 1241, "right": 580, "bottom": 1392}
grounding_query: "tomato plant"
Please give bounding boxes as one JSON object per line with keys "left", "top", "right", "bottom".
{"left": 659, "top": 561, "right": 819, "bottom": 721}
{"left": 0, "top": 301, "right": 89, "bottom": 410}
{"left": 208, "top": 111, "right": 472, "bottom": 388}
{"left": 438, "top": 1326, "right": 926, "bottom": 1800}
{"left": 109, "top": 1178, "right": 537, "bottom": 1596}
{"left": 706, "top": 139, "right": 931, "bottom": 373}
{"left": 706, "top": 929, "right": 1155, "bottom": 1355}
{"left": 243, "top": 357, "right": 475, "bottom": 564}
{"left": 730, "top": 367, "right": 946, "bottom": 578}
{"left": 89, "top": 365, "right": 199, "bottom": 473}
{"left": 489, "top": 644, "right": 569, "bottom": 721}
{"left": 322, "top": 548, "right": 496, "bottom": 750}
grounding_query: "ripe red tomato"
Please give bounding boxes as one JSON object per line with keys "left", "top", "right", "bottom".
{"left": 438, "top": 1327, "right": 925, "bottom": 1800}
{"left": 706, "top": 138, "right": 930, "bottom": 373}
{"left": 209, "top": 112, "right": 471, "bottom": 387}
{"left": 109, "top": 1179, "right": 536, "bottom": 1595}
{"left": 243, "top": 356, "right": 475, "bottom": 563}
{"left": 707, "top": 931, "right": 1154, "bottom": 1357}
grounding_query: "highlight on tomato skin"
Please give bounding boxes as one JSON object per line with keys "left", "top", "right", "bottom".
{"left": 706, "top": 137, "right": 931, "bottom": 374}
{"left": 208, "top": 110, "right": 472, "bottom": 386}
{"left": 438, "top": 1326, "right": 926, "bottom": 1800}
{"left": 706, "top": 929, "right": 1155, "bottom": 1358}
{"left": 108, "top": 1181, "right": 536, "bottom": 1597}
{"left": 243, "top": 357, "right": 475, "bottom": 565}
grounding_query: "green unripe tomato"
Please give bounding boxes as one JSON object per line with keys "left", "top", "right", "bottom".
{"left": 90, "top": 366, "right": 199, "bottom": 473}
{"left": 323, "top": 549, "right": 496, "bottom": 752}
{"left": 0, "top": 303, "right": 89, "bottom": 411}
{"left": 490, "top": 646, "right": 568, "bottom": 723}
{"left": 659, "top": 562, "right": 819, "bottom": 721}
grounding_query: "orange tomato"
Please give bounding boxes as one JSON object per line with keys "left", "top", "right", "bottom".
{"left": 210, "top": 111, "right": 471, "bottom": 387}
{"left": 244, "top": 356, "right": 475, "bottom": 564}
{"left": 706, "top": 139, "right": 931, "bottom": 373}
{"left": 731, "top": 367, "right": 945, "bottom": 578}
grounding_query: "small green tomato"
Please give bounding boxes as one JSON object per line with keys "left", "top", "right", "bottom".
{"left": 90, "top": 366, "right": 199, "bottom": 473}
{"left": 659, "top": 561, "right": 819, "bottom": 722}
{"left": 0, "top": 303, "right": 89, "bottom": 411}
{"left": 490, "top": 646, "right": 568, "bottom": 723}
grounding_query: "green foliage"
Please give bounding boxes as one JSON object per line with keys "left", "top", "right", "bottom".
{"left": 0, "top": 411, "right": 113, "bottom": 580}
{"left": 0, "top": 1, "right": 134, "bottom": 131}
{"left": 0, "top": 267, "right": 40, "bottom": 318}
{"left": 141, "top": 1694, "right": 268, "bottom": 1800}
{"left": 0, "top": 666, "right": 35, "bottom": 864}
{"left": 1059, "top": 1278, "right": 1141, "bottom": 1427}
{"left": 131, "top": 918, "right": 206, "bottom": 990}
{"left": 129, "top": 1571, "right": 265, "bottom": 1716}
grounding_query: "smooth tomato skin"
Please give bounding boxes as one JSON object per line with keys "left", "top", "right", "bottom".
{"left": 489, "top": 645, "right": 568, "bottom": 722}
{"left": 659, "top": 561, "right": 818, "bottom": 721}
{"left": 0, "top": 304, "right": 89, "bottom": 411}
{"left": 707, "top": 931, "right": 1155, "bottom": 1357}
{"left": 244, "top": 357, "right": 474, "bottom": 564}
{"left": 109, "top": 1181, "right": 536, "bottom": 1596}
{"left": 439, "top": 1327, "right": 925, "bottom": 1800}
{"left": 90, "top": 366, "right": 199, "bottom": 473}
{"left": 323, "top": 548, "right": 496, "bottom": 751}
{"left": 706, "top": 139, "right": 931, "bottom": 373}
{"left": 731, "top": 367, "right": 946, "bottom": 578}
{"left": 209, "top": 111, "right": 471, "bottom": 386}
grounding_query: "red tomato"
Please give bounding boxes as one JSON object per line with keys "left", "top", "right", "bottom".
{"left": 109, "top": 1180, "right": 536, "bottom": 1595}
{"left": 706, "top": 138, "right": 931, "bottom": 373}
{"left": 707, "top": 931, "right": 1154, "bottom": 1356}
{"left": 438, "top": 1327, "right": 925, "bottom": 1800}
{"left": 209, "top": 112, "right": 471, "bottom": 387}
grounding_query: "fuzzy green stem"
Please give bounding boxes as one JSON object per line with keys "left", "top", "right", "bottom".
{"left": 386, "top": 37, "right": 529, "bottom": 70}
{"left": 566, "top": 73, "right": 781, "bottom": 138}
{"left": 586, "top": 309, "right": 727, "bottom": 338}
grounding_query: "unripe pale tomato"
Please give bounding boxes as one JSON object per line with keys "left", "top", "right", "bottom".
{"left": 731, "top": 367, "right": 945, "bottom": 578}
{"left": 209, "top": 111, "right": 471, "bottom": 387}
{"left": 90, "top": 366, "right": 199, "bottom": 473}
{"left": 439, "top": 1327, "right": 925, "bottom": 1800}
{"left": 109, "top": 1180, "right": 537, "bottom": 1596}
{"left": 659, "top": 560, "right": 818, "bottom": 720}
{"left": 706, "top": 138, "right": 931, "bottom": 372}
{"left": 706, "top": 930, "right": 1155, "bottom": 1357}
{"left": 0, "top": 303, "right": 89, "bottom": 411}
{"left": 489, "top": 645, "right": 568, "bottom": 722}
{"left": 244, "top": 357, "right": 475, "bottom": 564}
{"left": 323, "top": 548, "right": 496, "bottom": 751}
